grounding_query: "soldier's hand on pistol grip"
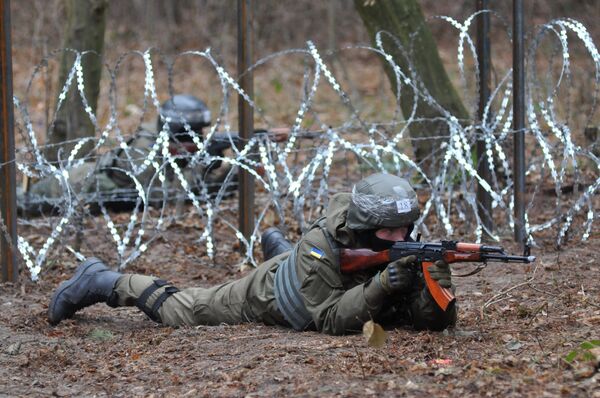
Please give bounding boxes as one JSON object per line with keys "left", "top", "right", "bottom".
{"left": 428, "top": 259, "right": 452, "bottom": 288}
{"left": 379, "top": 255, "right": 418, "bottom": 294}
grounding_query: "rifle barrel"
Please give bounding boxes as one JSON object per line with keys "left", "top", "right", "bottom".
{"left": 483, "top": 253, "right": 536, "bottom": 263}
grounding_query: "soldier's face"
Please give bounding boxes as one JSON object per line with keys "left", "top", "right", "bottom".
{"left": 375, "top": 227, "right": 409, "bottom": 242}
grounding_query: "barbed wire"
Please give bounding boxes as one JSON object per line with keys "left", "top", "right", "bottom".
{"left": 1, "top": 13, "right": 599, "bottom": 280}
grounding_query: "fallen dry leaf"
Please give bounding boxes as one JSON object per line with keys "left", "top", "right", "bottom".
{"left": 362, "top": 320, "right": 387, "bottom": 348}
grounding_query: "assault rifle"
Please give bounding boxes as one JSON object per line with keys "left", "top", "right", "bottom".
{"left": 168, "top": 128, "right": 323, "bottom": 157}
{"left": 168, "top": 128, "right": 324, "bottom": 176}
{"left": 339, "top": 240, "right": 536, "bottom": 311}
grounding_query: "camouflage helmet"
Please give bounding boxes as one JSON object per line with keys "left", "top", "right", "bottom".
{"left": 346, "top": 173, "right": 420, "bottom": 230}
{"left": 158, "top": 94, "right": 211, "bottom": 142}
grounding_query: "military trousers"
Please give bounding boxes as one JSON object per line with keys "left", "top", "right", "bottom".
{"left": 113, "top": 256, "right": 288, "bottom": 328}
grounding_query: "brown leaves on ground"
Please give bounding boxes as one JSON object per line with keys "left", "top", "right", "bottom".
{"left": 1, "top": 235, "right": 600, "bottom": 396}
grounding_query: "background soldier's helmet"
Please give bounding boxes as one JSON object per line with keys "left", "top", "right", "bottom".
{"left": 346, "top": 173, "right": 420, "bottom": 230}
{"left": 157, "top": 94, "right": 212, "bottom": 142}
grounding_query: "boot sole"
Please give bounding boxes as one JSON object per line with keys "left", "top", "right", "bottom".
{"left": 47, "top": 257, "right": 105, "bottom": 325}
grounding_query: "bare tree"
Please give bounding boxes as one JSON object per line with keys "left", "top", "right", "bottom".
{"left": 46, "top": 0, "right": 107, "bottom": 163}
{"left": 355, "top": 0, "right": 469, "bottom": 169}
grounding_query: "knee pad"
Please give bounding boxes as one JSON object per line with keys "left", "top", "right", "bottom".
{"left": 136, "top": 279, "right": 180, "bottom": 323}
{"left": 261, "top": 227, "right": 293, "bottom": 261}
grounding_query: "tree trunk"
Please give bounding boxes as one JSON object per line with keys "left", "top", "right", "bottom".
{"left": 46, "top": 0, "right": 107, "bottom": 163}
{"left": 354, "top": 0, "right": 469, "bottom": 170}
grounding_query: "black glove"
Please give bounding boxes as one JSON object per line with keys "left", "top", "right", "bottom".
{"left": 379, "top": 255, "right": 418, "bottom": 294}
{"left": 428, "top": 259, "right": 452, "bottom": 288}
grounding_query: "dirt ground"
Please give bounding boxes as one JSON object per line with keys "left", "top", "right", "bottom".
{"left": 3, "top": 2, "right": 600, "bottom": 396}
{"left": 1, "top": 224, "right": 599, "bottom": 397}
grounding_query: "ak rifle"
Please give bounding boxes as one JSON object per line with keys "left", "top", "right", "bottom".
{"left": 339, "top": 240, "right": 536, "bottom": 311}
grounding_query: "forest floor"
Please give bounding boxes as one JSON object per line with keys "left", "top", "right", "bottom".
{"left": 3, "top": 5, "right": 600, "bottom": 395}
{"left": 1, "top": 221, "right": 599, "bottom": 397}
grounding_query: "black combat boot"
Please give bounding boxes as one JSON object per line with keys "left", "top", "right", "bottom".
{"left": 48, "top": 257, "right": 122, "bottom": 325}
{"left": 261, "top": 227, "right": 293, "bottom": 261}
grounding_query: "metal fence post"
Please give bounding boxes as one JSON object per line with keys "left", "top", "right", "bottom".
{"left": 0, "top": 0, "right": 18, "bottom": 282}
{"left": 513, "top": 0, "right": 526, "bottom": 246}
{"left": 237, "top": 0, "right": 255, "bottom": 242}
{"left": 476, "top": 0, "right": 493, "bottom": 237}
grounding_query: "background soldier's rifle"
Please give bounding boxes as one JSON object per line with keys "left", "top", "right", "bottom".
{"left": 168, "top": 128, "right": 322, "bottom": 157}
{"left": 168, "top": 127, "right": 324, "bottom": 176}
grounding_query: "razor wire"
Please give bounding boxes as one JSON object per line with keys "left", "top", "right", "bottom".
{"left": 1, "top": 14, "right": 599, "bottom": 280}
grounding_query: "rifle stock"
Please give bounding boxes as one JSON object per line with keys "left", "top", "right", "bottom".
{"left": 338, "top": 248, "right": 390, "bottom": 273}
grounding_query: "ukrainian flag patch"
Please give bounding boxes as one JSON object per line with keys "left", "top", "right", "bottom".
{"left": 310, "top": 247, "right": 324, "bottom": 259}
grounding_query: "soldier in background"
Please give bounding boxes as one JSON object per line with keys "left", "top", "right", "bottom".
{"left": 19, "top": 94, "right": 230, "bottom": 215}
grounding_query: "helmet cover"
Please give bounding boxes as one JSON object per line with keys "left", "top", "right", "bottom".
{"left": 346, "top": 173, "right": 420, "bottom": 230}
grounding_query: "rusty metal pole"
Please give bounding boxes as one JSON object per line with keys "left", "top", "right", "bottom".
{"left": 513, "top": 0, "right": 526, "bottom": 246}
{"left": 237, "top": 0, "right": 255, "bottom": 242}
{"left": 476, "top": 0, "right": 493, "bottom": 237}
{"left": 0, "top": 0, "right": 18, "bottom": 282}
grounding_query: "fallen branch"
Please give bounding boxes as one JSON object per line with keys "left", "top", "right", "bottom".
{"left": 480, "top": 261, "right": 541, "bottom": 318}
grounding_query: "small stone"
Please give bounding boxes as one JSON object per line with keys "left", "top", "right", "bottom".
{"left": 504, "top": 355, "right": 517, "bottom": 366}
{"left": 435, "top": 366, "right": 457, "bottom": 376}
{"left": 505, "top": 341, "right": 523, "bottom": 351}
{"left": 6, "top": 342, "right": 21, "bottom": 355}
{"left": 405, "top": 380, "right": 419, "bottom": 390}
{"left": 52, "top": 386, "right": 73, "bottom": 397}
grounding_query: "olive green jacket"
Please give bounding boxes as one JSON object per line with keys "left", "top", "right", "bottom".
{"left": 289, "top": 192, "right": 457, "bottom": 335}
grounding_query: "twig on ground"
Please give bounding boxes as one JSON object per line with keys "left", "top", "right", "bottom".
{"left": 532, "top": 333, "right": 546, "bottom": 354}
{"left": 526, "top": 283, "right": 559, "bottom": 298}
{"left": 353, "top": 344, "right": 366, "bottom": 380}
{"left": 481, "top": 261, "right": 541, "bottom": 318}
{"left": 526, "top": 301, "right": 549, "bottom": 327}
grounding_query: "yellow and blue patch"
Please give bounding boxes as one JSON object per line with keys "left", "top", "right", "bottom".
{"left": 310, "top": 247, "right": 324, "bottom": 259}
